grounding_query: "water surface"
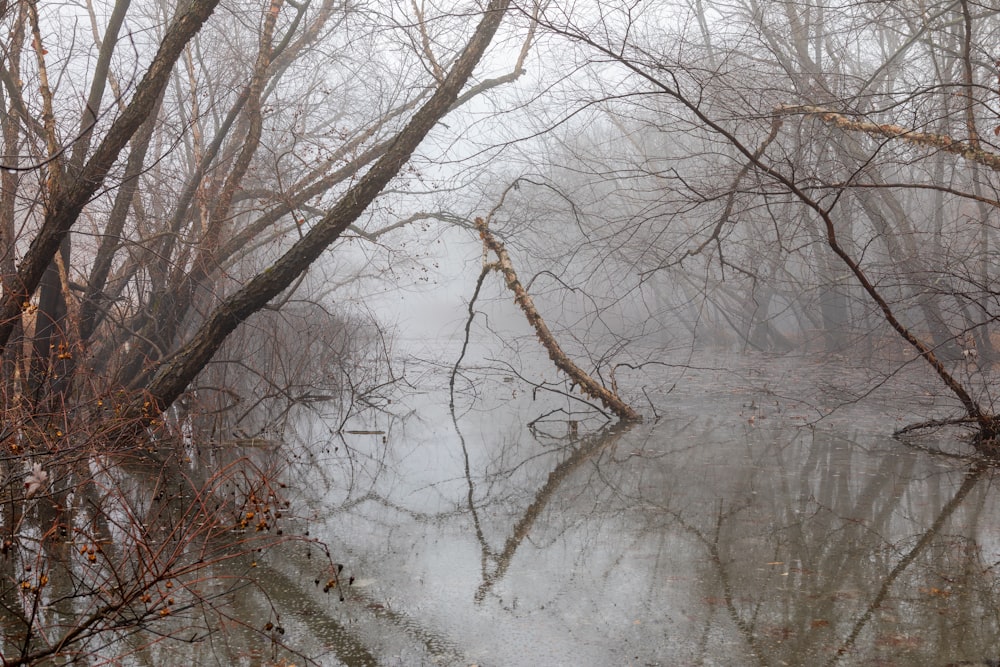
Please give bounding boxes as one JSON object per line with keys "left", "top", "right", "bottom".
{"left": 241, "top": 354, "right": 1000, "bottom": 666}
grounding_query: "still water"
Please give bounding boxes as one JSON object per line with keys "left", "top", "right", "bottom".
{"left": 223, "top": 353, "right": 1000, "bottom": 666}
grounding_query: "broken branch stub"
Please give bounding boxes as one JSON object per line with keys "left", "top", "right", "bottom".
{"left": 476, "top": 217, "right": 641, "bottom": 422}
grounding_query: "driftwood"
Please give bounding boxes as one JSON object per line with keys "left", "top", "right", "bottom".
{"left": 475, "top": 217, "right": 641, "bottom": 422}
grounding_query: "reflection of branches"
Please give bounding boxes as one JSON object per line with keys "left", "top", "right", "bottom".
{"left": 451, "top": 399, "right": 490, "bottom": 588}
{"left": 625, "top": 426, "right": 982, "bottom": 666}
{"left": 329, "top": 490, "right": 459, "bottom": 523}
{"left": 653, "top": 498, "right": 766, "bottom": 666}
{"left": 246, "top": 560, "right": 380, "bottom": 666}
{"left": 470, "top": 422, "right": 632, "bottom": 603}
{"left": 824, "top": 462, "right": 987, "bottom": 665}
{"left": 259, "top": 552, "right": 462, "bottom": 665}
{"left": 0, "top": 444, "right": 315, "bottom": 665}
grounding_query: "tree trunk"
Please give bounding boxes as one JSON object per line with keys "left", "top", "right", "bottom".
{"left": 136, "top": 0, "right": 512, "bottom": 416}
{"left": 0, "top": 0, "right": 221, "bottom": 354}
{"left": 476, "top": 218, "right": 641, "bottom": 422}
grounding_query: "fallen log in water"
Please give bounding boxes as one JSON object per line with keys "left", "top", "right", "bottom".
{"left": 475, "top": 217, "right": 641, "bottom": 422}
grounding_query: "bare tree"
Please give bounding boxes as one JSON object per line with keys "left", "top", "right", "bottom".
{"left": 0, "top": 0, "right": 528, "bottom": 660}
{"left": 464, "top": 0, "right": 1000, "bottom": 446}
{"left": 0, "top": 0, "right": 534, "bottom": 425}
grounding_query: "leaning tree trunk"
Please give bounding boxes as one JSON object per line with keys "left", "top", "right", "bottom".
{"left": 475, "top": 218, "right": 641, "bottom": 422}
{"left": 134, "top": 0, "right": 513, "bottom": 418}
{"left": 0, "top": 0, "right": 223, "bottom": 354}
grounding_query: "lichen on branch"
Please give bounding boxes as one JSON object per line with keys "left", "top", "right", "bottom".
{"left": 775, "top": 104, "right": 1000, "bottom": 172}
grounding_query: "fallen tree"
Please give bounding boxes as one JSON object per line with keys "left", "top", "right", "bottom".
{"left": 471, "top": 217, "right": 641, "bottom": 423}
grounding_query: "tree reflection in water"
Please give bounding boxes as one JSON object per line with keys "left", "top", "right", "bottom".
{"left": 15, "top": 367, "right": 1000, "bottom": 665}
{"left": 278, "top": 378, "right": 1000, "bottom": 666}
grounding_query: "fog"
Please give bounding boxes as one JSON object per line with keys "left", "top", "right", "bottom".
{"left": 3, "top": 1, "right": 1000, "bottom": 664}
